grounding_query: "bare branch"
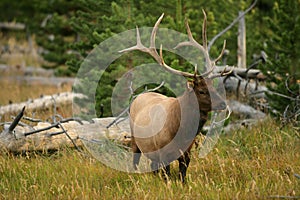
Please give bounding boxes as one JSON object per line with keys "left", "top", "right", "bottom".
{"left": 58, "top": 122, "right": 80, "bottom": 151}
{"left": 23, "top": 116, "right": 42, "bottom": 123}
{"left": 267, "top": 91, "right": 300, "bottom": 101}
{"left": 51, "top": 96, "right": 57, "bottom": 123}
{"left": 8, "top": 106, "right": 25, "bottom": 132}
{"left": 23, "top": 117, "right": 83, "bottom": 137}
{"left": 60, "top": 117, "right": 84, "bottom": 125}
{"left": 285, "top": 75, "right": 299, "bottom": 96}
{"left": 208, "top": 0, "right": 257, "bottom": 51}
{"left": 24, "top": 123, "right": 60, "bottom": 137}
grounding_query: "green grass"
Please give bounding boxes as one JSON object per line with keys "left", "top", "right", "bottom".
{"left": 0, "top": 120, "right": 299, "bottom": 199}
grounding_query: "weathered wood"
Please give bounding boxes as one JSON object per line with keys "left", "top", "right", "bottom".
{"left": 215, "top": 66, "right": 265, "bottom": 80}
{"left": 0, "top": 22, "right": 25, "bottom": 30}
{"left": 0, "top": 117, "right": 131, "bottom": 152}
{"left": 237, "top": 11, "right": 246, "bottom": 69}
{"left": 223, "top": 78, "right": 268, "bottom": 98}
{"left": 0, "top": 105, "right": 267, "bottom": 153}
{"left": 0, "top": 92, "right": 84, "bottom": 116}
{"left": 207, "top": 0, "right": 257, "bottom": 51}
{"left": 227, "top": 100, "right": 266, "bottom": 119}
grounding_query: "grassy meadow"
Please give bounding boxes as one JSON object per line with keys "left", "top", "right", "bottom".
{"left": 0, "top": 119, "right": 299, "bottom": 199}
{"left": 0, "top": 37, "right": 299, "bottom": 199}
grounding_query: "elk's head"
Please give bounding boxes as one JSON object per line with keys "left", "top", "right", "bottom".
{"left": 187, "top": 77, "right": 226, "bottom": 113}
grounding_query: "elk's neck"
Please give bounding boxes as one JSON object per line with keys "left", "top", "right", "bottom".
{"left": 177, "top": 91, "right": 208, "bottom": 133}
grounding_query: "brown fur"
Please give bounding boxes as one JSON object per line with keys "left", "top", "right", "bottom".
{"left": 130, "top": 77, "right": 226, "bottom": 182}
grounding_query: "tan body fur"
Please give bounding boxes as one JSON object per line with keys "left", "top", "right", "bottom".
{"left": 130, "top": 79, "right": 226, "bottom": 182}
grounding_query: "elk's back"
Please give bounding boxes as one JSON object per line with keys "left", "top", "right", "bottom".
{"left": 129, "top": 92, "right": 181, "bottom": 153}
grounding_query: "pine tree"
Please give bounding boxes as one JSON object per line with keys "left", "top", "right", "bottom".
{"left": 19, "top": 0, "right": 265, "bottom": 118}
{"left": 68, "top": 0, "right": 183, "bottom": 117}
{"left": 34, "top": 1, "right": 81, "bottom": 76}
{"left": 261, "top": 0, "right": 300, "bottom": 122}
{"left": 67, "top": 0, "right": 266, "bottom": 117}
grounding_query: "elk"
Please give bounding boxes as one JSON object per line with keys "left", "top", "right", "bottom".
{"left": 120, "top": 11, "right": 228, "bottom": 183}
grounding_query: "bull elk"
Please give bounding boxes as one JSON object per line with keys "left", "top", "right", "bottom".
{"left": 120, "top": 11, "right": 229, "bottom": 183}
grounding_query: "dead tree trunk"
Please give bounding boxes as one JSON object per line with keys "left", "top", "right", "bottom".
{"left": 0, "top": 110, "right": 131, "bottom": 153}
{"left": 237, "top": 11, "right": 246, "bottom": 69}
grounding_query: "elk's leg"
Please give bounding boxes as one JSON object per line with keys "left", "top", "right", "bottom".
{"left": 178, "top": 152, "right": 190, "bottom": 183}
{"left": 162, "top": 164, "right": 171, "bottom": 181}
{"left": 132, "top": 136, "right": 141, "bottom": 170}
{"left": 151, "top": 161, "right": 160, "bottom": 174}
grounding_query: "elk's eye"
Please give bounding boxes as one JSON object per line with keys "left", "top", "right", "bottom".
{"left": 199, "top": 91, "right": 206, "bottom": 95}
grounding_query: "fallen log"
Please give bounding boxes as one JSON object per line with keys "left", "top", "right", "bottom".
{"left": 223, "top": 77, "right": 268, "bottom": 99}
{"left": 0, "top": 22, "right": 25, "bottom": 30}
{"left": 1, "top": 101, "right": 267, "bottom": 153}
{"left": 0, "top": 91, "right": 268, "bottom": 153}
{"left": 0, "top": 116, "right": 131, "bottom": 152}
{"left": 0, "top": 92, "right": 85, "bottom": 116}
{"left": 227, "top": 100, "right": 266, "bottom": 119}
{"left": 215, "top": 66, "right": 266, "bottom": 80}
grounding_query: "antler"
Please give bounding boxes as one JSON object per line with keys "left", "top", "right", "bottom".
{"left": 119, "top": 11, "right": 226, "bottom": 78}
{"left": 119, "top": 14, "right": 201, "bottom": 78}
{"left": 119, "top": 14, "right": 163, "bottom": 64}
{"left": 174, "top": 10, "right": 227, "bottom": 78}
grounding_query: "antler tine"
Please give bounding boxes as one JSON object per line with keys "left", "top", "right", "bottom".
{"left": 194, "top": 64, "right": 198, "bottom": 77}
{"left": 150, "top": 13, "right": 164, "bottom": 49}
{"left": 213, "top": 40, "right": 226, "bottom": 64}
{"left": 174, "top": 19, "right": 205, "bottom": 53}
{"left": 118, "top": 26, "right": 147, "bottom": 53}
{"left": 209, "top": 65, "right": 234, "bottom": 79}
{"left": 202, "top": 9, "right": 208, "bottom": 50}
{"left": 159, "top": 44, "right": 195, "bottom": 77}
{"left": 119, "top": 14, "right": 164, "bottom": 64}
{"left": 174, "top": 14, "right": 214, "bottom": 78}
{"left": 209, "top": 40, "right": 232, "bottom": 79}
{"left": 146, "top": 13, "right": 165, "bottom": 64}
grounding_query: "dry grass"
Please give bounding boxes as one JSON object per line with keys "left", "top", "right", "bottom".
{"left": 0, "top": 77, "right": 73, "bottom": 123}
{"left": 0, "top": 33, "right": 43, "bottom": 67}
{"left": 0, "top": 119, "right": 299, "bottom": 199}
{"left": 0, "top": 33, "right": 71, "bottom": 109}
{"left": 0, "top": 36, "right": 299, "bottom": 199}
{"left": 0, "top": 78, "right": 72, "bottom": 105}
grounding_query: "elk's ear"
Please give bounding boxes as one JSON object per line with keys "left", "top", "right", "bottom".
{"left": 186, "top": 81, "right": 194, "bottom": 92}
